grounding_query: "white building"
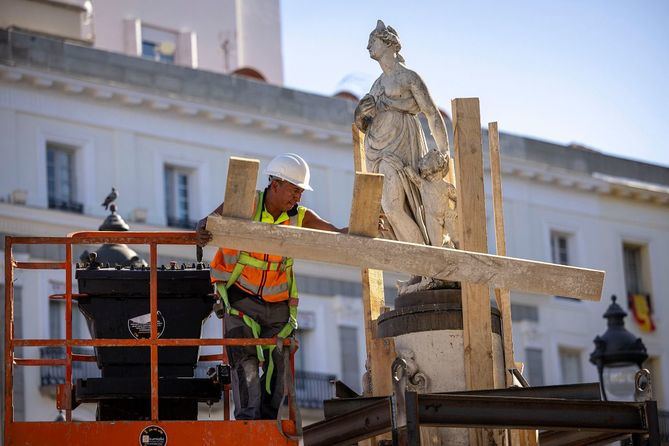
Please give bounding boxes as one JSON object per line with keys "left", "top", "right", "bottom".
{"left": 0, "top": 0, "right": 668, "bottom": 429}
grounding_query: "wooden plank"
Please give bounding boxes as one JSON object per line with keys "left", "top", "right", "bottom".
{"left": 348, "top": 173, "right": 395, "bottom": 396}
{"left": 220, "top": 157, "right": 259, "bottom": 219}
{"left": 205, "top": 216, "right": 604, "bottom": 301}
{"left": 452, "top": 98, "right": 497, "bottom": 445}
{"left": 352, "top": 125, "right": 393, "bottom": 446}
{"left": 488, "top": 122, "right": 515, "bottom": 388}
{"left": 489, "top": 122, "right": 536, "bottom": 446}
{"left": 352, "top": 124, "right": 367, "bottom": 174}
{"left": 349, "top": 173, "right": 384, "bottom": 237}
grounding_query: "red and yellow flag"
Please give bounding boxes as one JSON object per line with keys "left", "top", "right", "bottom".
{"left": 627, "top": 293, "right": 656, "bottom": 333}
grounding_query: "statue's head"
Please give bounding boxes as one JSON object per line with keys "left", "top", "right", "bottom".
{"left": 419, "top": 150, "right": 449, "bottom": 180}
{"left": 367, "top": 20, "right": 405, "bottom": 63}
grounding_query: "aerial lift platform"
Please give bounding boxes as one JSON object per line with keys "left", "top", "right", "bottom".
{"left": 3, "top": 231, "right": 301, "bottom": 445}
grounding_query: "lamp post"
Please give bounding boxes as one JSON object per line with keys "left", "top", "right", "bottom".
{"left": 590, "top": 295, "right": 648, "bottom": 401}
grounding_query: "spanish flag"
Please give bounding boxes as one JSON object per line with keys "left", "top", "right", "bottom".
{"left": 627, "top": 293, "right": 656, "bottom": 333}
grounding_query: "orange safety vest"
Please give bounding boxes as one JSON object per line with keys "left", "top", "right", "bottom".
{"left": 210, "top": 189, "right": 306, "bottom": 302}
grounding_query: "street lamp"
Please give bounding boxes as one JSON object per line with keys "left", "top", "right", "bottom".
{"left": 590, "top": 295, "right": 648, "bottom": 401}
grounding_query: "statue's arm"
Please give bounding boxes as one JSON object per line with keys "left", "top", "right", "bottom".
{"left": 408, "top": 72, "right": 450, "bottom": 154}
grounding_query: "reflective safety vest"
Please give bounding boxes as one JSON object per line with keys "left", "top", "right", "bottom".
{"left": 210, "top": 189, "right": 307, "bottom": 302}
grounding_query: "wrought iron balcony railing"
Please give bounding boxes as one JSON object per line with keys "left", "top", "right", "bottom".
{"left": 39, "top": 346, "right": 101, "bottom": 387}
{"left": 660, "top": 410, "right": 669, "bottom": 445}
{"left": 166, "top": 215, "right": 198, "bottom": 229}
{"left": 294, "top": 370, "right": 336, "bottom": 409}
{"left": 48, "top": 198, "right": 84, "bottom": 214}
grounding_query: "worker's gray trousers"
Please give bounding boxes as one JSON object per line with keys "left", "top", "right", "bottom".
{"left": 224, "top": 286, "right": 289, "bottom": 420}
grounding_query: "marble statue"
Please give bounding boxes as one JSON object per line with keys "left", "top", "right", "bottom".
{"left": 355, "top": 20, "right": 457, "bottom": 292}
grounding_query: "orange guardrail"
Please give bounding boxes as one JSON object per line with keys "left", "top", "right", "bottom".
{"left": 4, "top": 232, "right": 299, "bottom": 446}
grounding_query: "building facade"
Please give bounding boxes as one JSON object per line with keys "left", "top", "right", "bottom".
{"left": 1, "top": 0, "right": 668, "bottom": 427}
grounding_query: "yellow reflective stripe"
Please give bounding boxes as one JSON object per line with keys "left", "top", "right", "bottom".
{"left": 297, "top": 206, "right": 307, "bottom": 227}
{"left": 253, "top": 190, "right": 263, "bottom": 222}
{"left": 236, "top": 253, "right": 293, "bottom": 271}
{"left": 237, "top": 253, "right": 268, "bottom": 269}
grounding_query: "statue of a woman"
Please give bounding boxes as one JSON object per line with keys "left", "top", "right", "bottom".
{"left": 355, "top": 20, "right": 452, "bottom": 249}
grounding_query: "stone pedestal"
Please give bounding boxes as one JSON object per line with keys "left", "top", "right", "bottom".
{"left": 378, "top": 288, "right": 505, "bottom": 446}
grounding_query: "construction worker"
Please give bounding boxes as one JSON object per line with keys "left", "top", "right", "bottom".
{"left": 196, "top": 153, "right": 346, "bottom": 420}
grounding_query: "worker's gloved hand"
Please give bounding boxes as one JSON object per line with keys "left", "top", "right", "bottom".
{"left": 277, "top": 312, "right": 297, "bottom": 340}
{"left": 196, "top": 218, "right": 213, "bottom": 247}
{"left": 213, "top": 298, "right": 226, "bottom": 319}
{"left": 288, "top": 305, "right": 298, "bottom": 330}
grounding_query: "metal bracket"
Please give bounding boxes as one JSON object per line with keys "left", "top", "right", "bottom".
{"left": 635, "top": 368, "right": 653, "bottom": 402}
{"left": 391, "top": 358, "right": 408, "bottom": 446}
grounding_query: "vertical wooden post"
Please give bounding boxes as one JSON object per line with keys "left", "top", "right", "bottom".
{"left": 452, "top": 98, "right": 497, "bottom": 446}
{"left": 488, "top": 122, "right": 515, "bottom": 387}
{"left": 220, "top": 157, "right": 260, "bottom": 219}
{"left": 210, "top": 156, "right": 259, "bottom": 420}
{"left": 352, "top": 125, "right": 395, "bottom": 446}
{"left": 489, "top": 122, "right": 537, "bottom": 446}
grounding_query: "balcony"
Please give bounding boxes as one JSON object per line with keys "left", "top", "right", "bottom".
{"left": 40, "top": 347, "right": 100, "bottom": 388}
{"left": 48, "top": 198, "right": 83, "bottom": 214}
{"left": 166, "top": 215, "right": 198, "bottom": 229}
{"left": 295, "top": 370, "right": 336, "bottom": 409}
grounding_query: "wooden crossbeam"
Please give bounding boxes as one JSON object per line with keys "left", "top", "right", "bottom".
{"left": 206, "top": 216, "right": 604, "bottom": 301}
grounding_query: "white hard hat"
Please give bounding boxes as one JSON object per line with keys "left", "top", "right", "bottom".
{"left": 265, "top": 153, "right": 313, "bottom": 191}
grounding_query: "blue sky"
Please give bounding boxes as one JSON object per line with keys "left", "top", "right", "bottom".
{"left": 281, "top": 1, "right": 669, "bottom": 168}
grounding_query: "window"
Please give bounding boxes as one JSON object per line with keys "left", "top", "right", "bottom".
{"left": 294, "top": 329, "right": 306, "bottom": 372}
{"left": 48, "top": 282, "right": 87, "bottom": 341}
{"left": 623, "top": 243, "right": 655, "bottom": 332}
{"left": 559, "top": 348, "right": 583, "bottom": 384}
{"left": 46, "top": 143, "right": 82, "bottom": 213}
{"left": 164, "top": 165, "right": 194, "bottom": 228}
{"left": 141, "top": 25, "right": 176, "bottom": 63}
{"left": 623, "top": 244, "right": 646, "bottom": 294}
{"left": 338, "top": 326, "right": 360, "bottom": 393}
{"left": 550, "top": 231, "right": 571, "bottom": 265}
{"left": 550, "top": 231, "right": 578, "bottom": 301}
{"left": 524, "top": 348, "right": 544, "bottom": 386}
{"left": 511, "top": 304, "right": 539, "bottom": 323}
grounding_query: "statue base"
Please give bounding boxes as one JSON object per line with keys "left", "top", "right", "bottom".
{"left": 378, "top": 287, "right": 506, "bottom": 446}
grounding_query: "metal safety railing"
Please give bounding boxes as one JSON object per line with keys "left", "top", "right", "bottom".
{"left": 4, "top": 231, "right": 299, "bottom": 445}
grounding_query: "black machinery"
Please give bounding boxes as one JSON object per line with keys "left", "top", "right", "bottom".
{"left": 73, "top": 259, "right": 228, "bottom": 420}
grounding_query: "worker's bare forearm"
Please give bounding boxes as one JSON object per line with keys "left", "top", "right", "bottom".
{"left": 302, "top": 209, "right": 347, "bottom": 233}
{"left": 196, "top": 202, "right": 224, "bottom": 234}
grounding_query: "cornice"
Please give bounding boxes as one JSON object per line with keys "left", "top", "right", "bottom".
{"left": 498, "top": 156, "right": 669, "bottom": 206}
{"left": 0, "top": 65, "right": 352, "bottom": 146}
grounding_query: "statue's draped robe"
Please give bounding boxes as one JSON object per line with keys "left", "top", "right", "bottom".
{"left": 365, "top": 88, "right": 430, "bottom": 244}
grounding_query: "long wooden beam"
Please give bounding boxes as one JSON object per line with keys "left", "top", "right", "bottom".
{"left": 489, "top": 122, "right": 537, "bottom": 446}
{"left": 488, "top": 122, "right": 515, "bottom": 387}
{"left": 206, "top": 216, "right": 604, "bottom": 301}
{"left": 453, "top": 98, "right": 498, "bottom": 445}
